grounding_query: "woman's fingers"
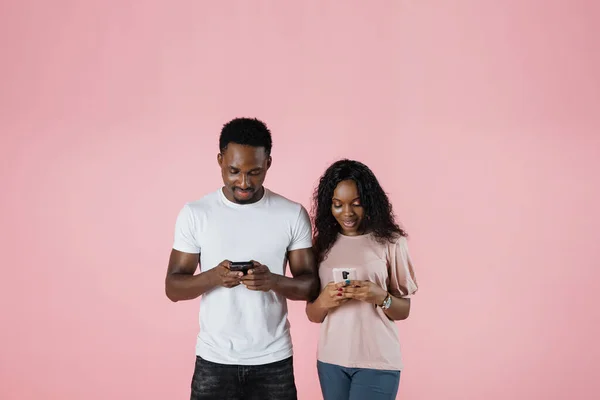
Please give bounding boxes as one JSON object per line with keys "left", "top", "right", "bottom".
{"left": 335, "top": 280, "right": 364, "bottom": 289}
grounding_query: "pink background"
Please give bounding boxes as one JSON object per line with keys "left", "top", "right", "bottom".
{"left": 1, "top": 1, "right": 599, "bottom": 399}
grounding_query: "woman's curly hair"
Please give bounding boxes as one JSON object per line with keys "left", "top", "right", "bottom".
{"left": 311, "top": 159, "right": 407, "bottom": 263}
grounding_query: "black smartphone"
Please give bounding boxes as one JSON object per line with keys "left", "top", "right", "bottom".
{"left": 229, "top": 261, "right": 253, "bottom": 275}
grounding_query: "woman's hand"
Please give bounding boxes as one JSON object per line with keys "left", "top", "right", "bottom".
{"left": 315, "top": 282, "right": 350, "bottom": 310}
{"left": 337, "top": 280, "right": 388, "bottom": 305}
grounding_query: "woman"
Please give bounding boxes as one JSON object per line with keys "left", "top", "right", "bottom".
{"left": 306, "top": 159, "right": 418, "bottom": 400}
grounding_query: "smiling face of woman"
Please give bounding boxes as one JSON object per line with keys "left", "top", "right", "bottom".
{"left": 331, "top": 179, "right": 365, "bottom": 236}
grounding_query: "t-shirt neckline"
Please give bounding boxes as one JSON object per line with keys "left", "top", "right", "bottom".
{"left": 337, "top": 232, "right": 371, "bottom": 239}
{"left": 219, "top": 187, "right": 269, "bottom": 209}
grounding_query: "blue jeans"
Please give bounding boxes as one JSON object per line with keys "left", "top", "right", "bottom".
{"left": 317, "top": 360, "right": 401, "bottom": 400}
{"left": 190, "top": 356, "right": 297, "bottom": 400}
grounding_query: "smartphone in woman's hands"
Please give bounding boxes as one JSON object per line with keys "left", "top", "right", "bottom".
{"left": 332, "top": 267, "right": 357, "bottom": 284}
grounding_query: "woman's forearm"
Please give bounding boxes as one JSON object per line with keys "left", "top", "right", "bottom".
{"left": 382, "top": 295, "right": 411, "bottom": 320}
{"left": 306, "top": 297, "right": 329, "bottom": 323}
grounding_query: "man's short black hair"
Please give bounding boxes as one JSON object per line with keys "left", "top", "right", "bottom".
{"left": 219, "top": 117, "right": 273, "bottom": 155}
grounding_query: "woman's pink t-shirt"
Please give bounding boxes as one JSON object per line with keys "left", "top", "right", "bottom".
{"left": 317, "top": 233, "right": 418, "bottom": 371}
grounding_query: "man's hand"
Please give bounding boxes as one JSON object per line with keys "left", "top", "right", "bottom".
{"left": 211, "top": 260, "right": 244, "bottom": 288}
{"left": 338, "top": 280, "right": 388, "bottom": 305}
{"left": 240, "top": 261, "right": 278, "bottom": 292}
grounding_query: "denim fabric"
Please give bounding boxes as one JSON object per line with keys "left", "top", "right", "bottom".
{"left": 317, "top": 360, "right": 400, "bottom": 400}
{"left": 190, "top": 356, "right": 297, "bottom": 400}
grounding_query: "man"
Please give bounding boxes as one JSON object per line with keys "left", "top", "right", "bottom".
{"left": 165, "top": 117, "right": 319, "bottom": 400}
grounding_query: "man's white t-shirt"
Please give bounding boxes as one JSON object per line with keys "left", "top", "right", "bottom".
{"left": 172, "top": 187, "right": 313, "bottom": 365}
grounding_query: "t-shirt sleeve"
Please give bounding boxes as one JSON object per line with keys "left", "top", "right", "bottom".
{"left": 287, "top": 205, "right": 313, "bottom": 251}
{"left": 388, "top": 236, "right": 418, "bottom": 298}
{"left": 172, "top": 204, "right": 201, "bottom": 254}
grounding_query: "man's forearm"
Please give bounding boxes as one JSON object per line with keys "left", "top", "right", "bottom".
{"left": 165, "top": 270, "right": 217, "bottom": 302}
{"left": 272, "top": 273, "right": 319, "bottom": 301}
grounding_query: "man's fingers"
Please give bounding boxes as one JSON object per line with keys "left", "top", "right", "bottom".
{"left": 218, "top": 265, "right": 238, "bottom": 276}
{"left": 248, "top": 265, "right": 268, "bottom": 275}
{"left": 247, "top": 260, "right": 262, "bottom": 274}
{"left": 242, "top": 276, "right": 268, "bottom": 290}
{"left": 221, "top": 271, "right": 242, "bottom": 280}
{"left": 240, "top": 273, "right": 262, "bottom": 281}
{"left": 222, "top": 277, "right": 240, "bottom": 286}
{"left": 243, "top": 279, "right": 266, "bottom": 287}
{"left": 245, "top": 284, "right": 268, "bottom": 291}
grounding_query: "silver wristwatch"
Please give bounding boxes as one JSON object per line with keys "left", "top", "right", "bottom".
{"left": 380, "top": 293, "right": 392, "bottom": 310}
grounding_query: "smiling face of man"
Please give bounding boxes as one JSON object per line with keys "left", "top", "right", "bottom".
{"left": 218, "top": 142, "right": 271, "bottom": 204}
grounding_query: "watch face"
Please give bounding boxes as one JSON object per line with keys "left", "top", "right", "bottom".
{"left": 382, "top": 294, "right": 392, "bottom": 309}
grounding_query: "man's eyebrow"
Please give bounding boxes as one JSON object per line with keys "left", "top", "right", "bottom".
{"left": 228, "top": 166, "right": 263, "bottom": 171}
